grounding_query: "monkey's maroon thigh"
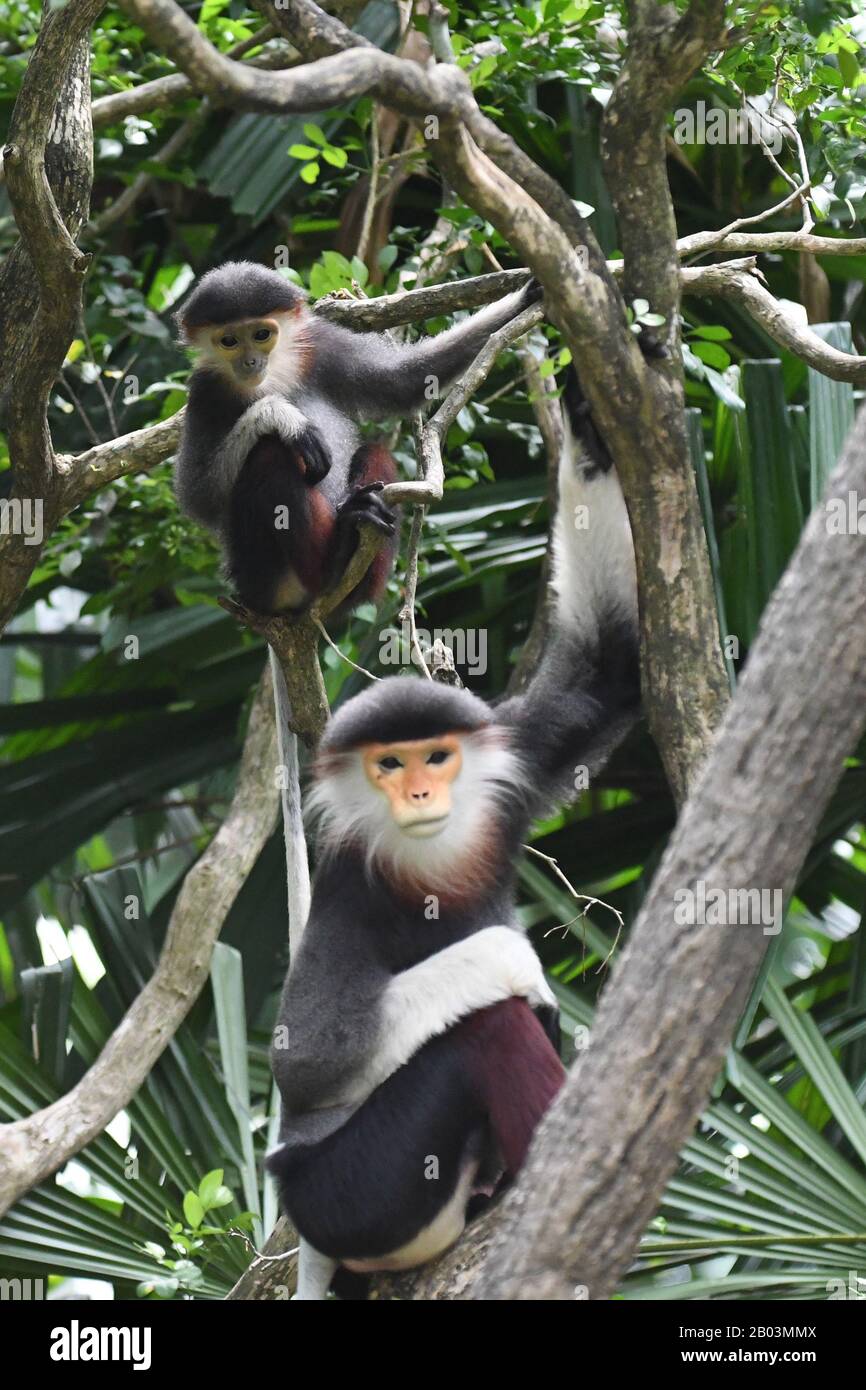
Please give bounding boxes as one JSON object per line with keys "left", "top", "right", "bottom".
{"left": 276, "top": 1027, "right": 487, "bottom": 1262}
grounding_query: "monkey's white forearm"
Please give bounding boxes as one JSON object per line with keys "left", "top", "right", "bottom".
{"left": 211, "top": 395, "right": 311, "bottom": 501}
{"left": 360, "top": 925, "right": 555, "bottom": 1096}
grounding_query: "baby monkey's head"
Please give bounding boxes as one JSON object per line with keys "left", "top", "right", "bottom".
{"left": 177, "top": 261, "right": 309, "bottom": 394}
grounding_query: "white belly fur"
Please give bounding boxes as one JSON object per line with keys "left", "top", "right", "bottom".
{"left": 341, "top": 1157, "right": 479, "bottom": 1274}
{"left": 273, "top": 568, "right": 309, "bottom": 612}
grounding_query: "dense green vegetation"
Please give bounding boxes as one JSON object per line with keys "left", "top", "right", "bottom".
{"left": 1, "top": 0, "right": 866, "bottom": 1299}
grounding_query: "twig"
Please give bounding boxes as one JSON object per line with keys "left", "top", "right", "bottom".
{"left": 355, "top": 105, "right": 380, "bottom": 265}
{"left": 675, "top": 229, "right": 866, "bottom": 260}
{"left": 525, "top": 844, "right": 625, "bottom": 971}
{"left": 79, "top": 318, "right": 119, "bottom": 437}
{"left": 682, "top": 177, "right": 813, "bottom": 264}
{"left": 59, "top": 369, "right": 103, "bottom": 447}
{"left": 313, "top": 618, "right": 380, "bottom": 681}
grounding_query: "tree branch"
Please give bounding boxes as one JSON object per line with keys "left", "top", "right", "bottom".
{"left": 315, "top": 267, "right": 532, "bottom": 328}
{"left": 0, "top": 0, "right": 102, "bottom": 631}
{"left": 679, "top": 229, "right": 866, "bottom": 260}
{"left": 90, "top": 34, "right": 296, "bottom": 127}
{"left": 602, "top": 0, "right": 727, "bottom": 330}
{"left": 683, "top": 262, "right": 866, "bottom": 385}
{"left": 0, "top": 667, "right": 280, "bottom": 1219}
{"left": 477, "top": 400, "right": 866, "bottom": 1299}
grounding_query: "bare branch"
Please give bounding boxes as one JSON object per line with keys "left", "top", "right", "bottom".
{"left": 91, "top": 42, "right": 297, "bottom": 127}
{"left": 56, "top": 412, "right": 184, "bottom": 512}
{"left": 0, "top": 668, "right": 280, "bottom": 1219}
{"left": 678, "top": 229, "right": 866, "bottom": 260}
{"left": 316, "top": 267, "right": 532, "bottom": 329}
{"left": 683, "top": 263, "right": 866, "bottom": 385}
{"left": 681, "top": 178, "right": 813, "bottom": 264}
{"left": 117, "top": 0, "right": 467, "bottom": 119}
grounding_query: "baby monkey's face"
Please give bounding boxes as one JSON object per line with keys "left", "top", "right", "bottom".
{"left": 208, "top": 317, "right": 280, "bottom": 389}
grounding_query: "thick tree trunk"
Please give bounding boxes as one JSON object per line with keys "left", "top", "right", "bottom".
{"left": 477, "top": 401, "right": 866, "bottom": 1299}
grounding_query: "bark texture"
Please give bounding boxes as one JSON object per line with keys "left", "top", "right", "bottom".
{"left": 477, "top": 401, "right": 866, "bottom": 1299}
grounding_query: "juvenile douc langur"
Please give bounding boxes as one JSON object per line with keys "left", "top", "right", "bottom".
{"left": 173, "top": 262, "right": 542, "bottom": 616}
{"left": 266, "top": 369, "right": 640, "bottom": 1298}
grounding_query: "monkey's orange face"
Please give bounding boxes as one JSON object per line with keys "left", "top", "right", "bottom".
{"left": 361, "top": 735, "right": 463, "bottom": 836}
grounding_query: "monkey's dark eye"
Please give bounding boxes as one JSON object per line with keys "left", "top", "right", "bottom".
{"left": 427, "top": 750, "right": 451, "bottom": 765}
{"left": 253, "top": 327, "right": 272, "bottom": 343}
{"left": 378, "top": 756, "right": 403, "bottom": 772}
{"left": 219, "top": 334, "right": 238, "bottom": 349}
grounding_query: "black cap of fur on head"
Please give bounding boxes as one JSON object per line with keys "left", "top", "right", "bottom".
{"left": 319, "top": 677, "right": 493, "bottom": 755}
{"left": 176, "top": 262, "right": 305, "bottom": 338}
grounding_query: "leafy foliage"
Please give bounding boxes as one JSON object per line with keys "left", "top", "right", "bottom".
{"left": 1, "top": 0, "right": 865, "bottom": 1299}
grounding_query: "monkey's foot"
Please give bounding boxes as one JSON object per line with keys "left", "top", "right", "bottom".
{"left": 340, "top": 482, "right": 397, "bottom": 537}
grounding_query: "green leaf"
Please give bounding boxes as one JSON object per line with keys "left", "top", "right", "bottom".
{"left": 837, "top": 46, "right": 860, "bottom": 88}
{"left": 211, "top": 943, "right": 262, "bottom": 1244}
{"left": 322, "top": 146, "right": 348, "bottom": 169}
{"left": 198, "top": 0, "right": 229, "bottom": 28}
{"left": 299, "top": 162, "right": 320, "bottom": 185}
{"left": 183, "top": 1192, "right": 205, "bottom": 1229}
{"left": 197, "top": 1169, "right": 225, "bottom": 1209}
{"left": 288, "top": 144, "right": 319, "bottom": 160}
{"left": 302, "top": 123, "right": 327, "bottom": 146}
{"left": 763, "top": 977, "right": 866, "bottom": 1164}
{"left": 691, "top": 341, "right": 731, "bottom": 370}
{"left": 691, "top": 325, "right": 732, "bottom": 342}
{"left": 378, "top": 244, "right": 398, "bottom": 273}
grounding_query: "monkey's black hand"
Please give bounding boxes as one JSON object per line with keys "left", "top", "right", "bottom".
{"left": 536, "top": 1003, "right": 561, "bottom": 1055}
{"left": 293, "top": 424, "right": 332, "bottom": 485}
{"left": 635, "top": 324, "right": 669, "bottom": 360}
{"left": 562, "top": 367, "right": 611, "bottom": 476}
{"left": 519, "top": 276, "right": 544, "bottom": 308}
{"left": 340, "top": 482, "right": 397, "bottom": 537}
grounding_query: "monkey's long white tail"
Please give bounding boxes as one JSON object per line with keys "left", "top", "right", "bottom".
{"left": 550, "top": 415, "right": 638, "bottom": 651}
{"left": 269, "top": 648, "right": 311, "bottom": 956}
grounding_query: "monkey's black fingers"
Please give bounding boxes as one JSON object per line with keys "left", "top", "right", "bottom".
{"left": 635, "top": 324, "right": 669, "bottom": 359}
{"left": 342, "top": 488, "right": 397, "bottom": 536}
{"left": 562, "top": 367, "right": 612, "bottom": 476}
{"left": 295, "top": 426, "right": 332, "bottom": 485}
{"left": 520, "top": 276, "right": 544, "bottom": 307}
{"left": 536, "top": 1003, "right": 562, "bottom": 1055}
